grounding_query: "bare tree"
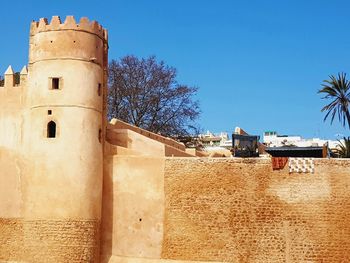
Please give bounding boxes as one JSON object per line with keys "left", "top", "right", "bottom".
{"left": 108, "top": 55, "right": 200, "bottom": 137}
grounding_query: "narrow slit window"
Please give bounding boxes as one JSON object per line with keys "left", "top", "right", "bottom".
{"left": 51, "top": 78, "right": 60, "bottom": 90}
{"left": 98, "top": 128, "right": 102, "bottom": 142}
{"left": 47, "top": 121, "right": 56, "bottom": 138}
{"left": 98, "top": 83, "right": 102, "bottom": 96}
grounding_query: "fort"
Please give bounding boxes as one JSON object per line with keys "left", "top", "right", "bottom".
{"left": 0, "top": 16, "right": 349, "bottom": 263}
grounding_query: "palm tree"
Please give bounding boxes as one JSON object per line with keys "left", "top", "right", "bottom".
{"left": 335, "top": 137, "right": 350, "bottom": 158}
{"left": 318, "top": 72, "right": 350, "bottom": 129}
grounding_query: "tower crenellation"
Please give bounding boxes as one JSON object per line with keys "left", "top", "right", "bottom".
{"left": 4, "top": 65, "right": 14, "bottom": 88}
{"left": 30, "top": 16, "right": 108, "bottom": 42}
{"left": 29, "top": 16, "right": 108, "bottom": 70}
{"left": 19, "top": 65, "right": 28, "bottom": 85}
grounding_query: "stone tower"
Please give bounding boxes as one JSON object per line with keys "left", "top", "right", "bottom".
{"left": 22, "top": 16, "right": 108, "bottom": 262}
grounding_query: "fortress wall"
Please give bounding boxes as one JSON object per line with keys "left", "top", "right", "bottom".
{"left": 22, "top": 107, "right": 103, "bottom": 219}
{"left": 108, "top": 120, "right": 186, "bottom": 151}
{"left": 0, "top": 90, "right": 104, "bottom": 262}
{"left": 0, "top": 218, "right": 99, "bottom": 262}
{"left": 0, "top": 84, "right": 25, "bottom": 224}
{"left": 162, "top": 158, "right": 350, "bottom": 263}
{"left": 106, "top": 129, "right": 165, "bottom": 157}
{"left": 0, "top": 85, "right": 25, "bottom": 151}
{"left": 0, "top": 81, "right": 28, "bottom": 261}
{"left": 0, "top": 148, "right": 23, "bottom": 218}
{"left": 0, "top": 85, "right": 24, "bottom": 107}
{"left": 101, "top": 155, "right": 165, "bottom": 262}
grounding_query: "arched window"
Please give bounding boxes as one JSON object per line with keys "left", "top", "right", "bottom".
{"left": 47, "top": 121, "right": 56, "bottom": 138}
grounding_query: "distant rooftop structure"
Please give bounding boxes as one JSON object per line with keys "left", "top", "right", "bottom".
{"left": 263, "top": 130, "right": 339, "bottom": 149}
{"left": 198, "top": 130, "right": 230, "bottom": 147}
{"left": 232, "top": 134, "right": 260, "bottom": 157}
{"left": 265, "top": 146, "right": 328, "bottom": 158}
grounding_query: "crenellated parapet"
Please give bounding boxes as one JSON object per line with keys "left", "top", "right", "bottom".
{"left": 30, "top": 16, "right": 108, "bottom": 42}
{"left": 0, "top": 65, "right": 27, "bottom": 88}
{"left": 29, "top": 16, "right": 108, "bottom": 68}
{"left": 0, "top": 65, "right": 26, "bottom": 110}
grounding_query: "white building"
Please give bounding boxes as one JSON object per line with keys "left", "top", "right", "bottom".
{"left": 263, "top": 131, "right": 340, "bottom": 149}
{"left": 197, "top": 131, "right": 233, "bottom": 153}
{"left": 199, "top": 131, "right": 230, "bottom": 147}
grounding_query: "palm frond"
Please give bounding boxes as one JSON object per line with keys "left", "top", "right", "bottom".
{"left": 335, "top": 137, "right": 350, "bottom": 158}
{"left": 318, "top": 72, "right": 350, "bottom": 129}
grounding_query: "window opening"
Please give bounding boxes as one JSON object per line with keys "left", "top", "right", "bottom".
{"left": 48, "top": 110, "right": 52, "bottom": 115}
{"left": 47, "top": 121, "right": 56, "bottom": 138}
{"left": 98, "top": 83, "right": 102, "bottom": 96}
{"left": 51, "top": 78, "right": 60, "bottom": 90}
{"left": 98, "top": 128, "right": 102, "bottom": 143}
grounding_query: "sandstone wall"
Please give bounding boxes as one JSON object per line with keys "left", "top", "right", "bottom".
{"left": 0, "top": 145, "right": 101, "bottom": 262}
{"left": 0, "top": 85, "right": 24, "bottom": 152}
{"left": 0, "top": 148, "right": 23, "bottom": 218}
{"left": 162, "top": 158, "right": 350, "bottom": 263}
{"left": 0, "top": 218, "right": 99, "bottom": 262}
{"left": 2, "top": 147, "right": 350, "bottom": 263}
{"left": 106, "top": 129, "right": 165, "bottom": 156}
{"left": 101, "top": 155, "right": 165, "bottom": 262}
{"left": 0, "top": 81, "right": 25, "bottom": 219}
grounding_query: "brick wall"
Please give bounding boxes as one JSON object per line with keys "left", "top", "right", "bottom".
{"left": 0, "top": 219, "right": 99, "bottom": 262}
{"left": 162, "top": 158, "right": 350, "bottom": 263}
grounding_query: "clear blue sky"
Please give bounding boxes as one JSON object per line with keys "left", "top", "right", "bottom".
{"left": 1, "top": 0, "right": 349, "bottom": 139}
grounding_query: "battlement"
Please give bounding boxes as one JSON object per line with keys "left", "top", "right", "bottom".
{"left": 30, "top": 16, "right": 108, "bottom": 42}
{"left": 0, "top": 65, "right": 27, "bottom": 88}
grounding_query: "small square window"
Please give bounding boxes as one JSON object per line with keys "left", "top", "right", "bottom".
{"left": 51, "top": 78, "right": 60, "bottom": 90}
{"left": 48, "top": 110, "right": 52, "bottom": 115}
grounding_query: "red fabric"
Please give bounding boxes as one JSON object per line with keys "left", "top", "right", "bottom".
{"left": 272, "top": 157, "right": 288, "bottom": 170}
